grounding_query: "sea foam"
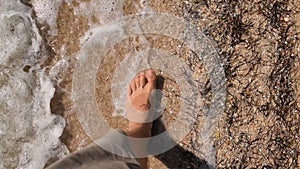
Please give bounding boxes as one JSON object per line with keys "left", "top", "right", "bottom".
{"left": 0, "top": 0, "right": 68, "bottom": 168}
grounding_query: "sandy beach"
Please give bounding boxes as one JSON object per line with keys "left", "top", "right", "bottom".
{"left": 1, "top": 0, "right": 299, "bottom": 168}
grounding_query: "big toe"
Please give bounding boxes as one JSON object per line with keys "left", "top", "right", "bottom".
{"left": 139, "top": 72, "right": 147, "bottom": 88}
{"left": 145, "top": 69, "right": 156, "bottom": 90}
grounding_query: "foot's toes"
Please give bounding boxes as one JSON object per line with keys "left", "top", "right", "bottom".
{"left": 135, "top": 75, "right": 141, "bottom": 88}
{"left": 145, "top": 69, "right": 156, "bottom": 90}
{"left": 130, "top": 78, "right": 137, "bottom": 94}
{"left": 129, "top": 70, "right": 156, "bottom": 95}
{"left": 139, "top": 72, "right": 147, "bottom": 88}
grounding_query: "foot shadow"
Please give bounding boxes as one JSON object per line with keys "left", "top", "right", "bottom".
{"left": 150, "top": 75, "right": 213, "bottom": 169}
{"left": 151, "top": 119, "right": 212, "bottom": 169}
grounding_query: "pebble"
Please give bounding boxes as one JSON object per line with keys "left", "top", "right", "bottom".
{"left": 283, "top": 17, "right": 289, "bottom": 22}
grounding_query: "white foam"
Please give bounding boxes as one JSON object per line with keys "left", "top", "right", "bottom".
{"left": 0, "top": 13, "right": 31, "bottom": 67}
{"left": 0, "top": 12, "right": 43, "bottom": 68}
{"left": 0, "top": 0, "right": 29, "bottom": 13}
{"left": 18, "top": 73, "right": 68, "bottom": 169}
{"left": 0, "top": 0, "right": 69, "bottom": 169}
{"left": 31, "top": 0, "right": 64, "bottom": 36}
{"left": 0, "top": 70, "right": 68, "bottom": 169}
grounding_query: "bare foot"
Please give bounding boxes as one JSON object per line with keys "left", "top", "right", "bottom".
{"left": 127, "top": 69, "right": 156, "bottom": 137}
{"left": 126, "top": 69, "right": 156, "bottom": 169}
